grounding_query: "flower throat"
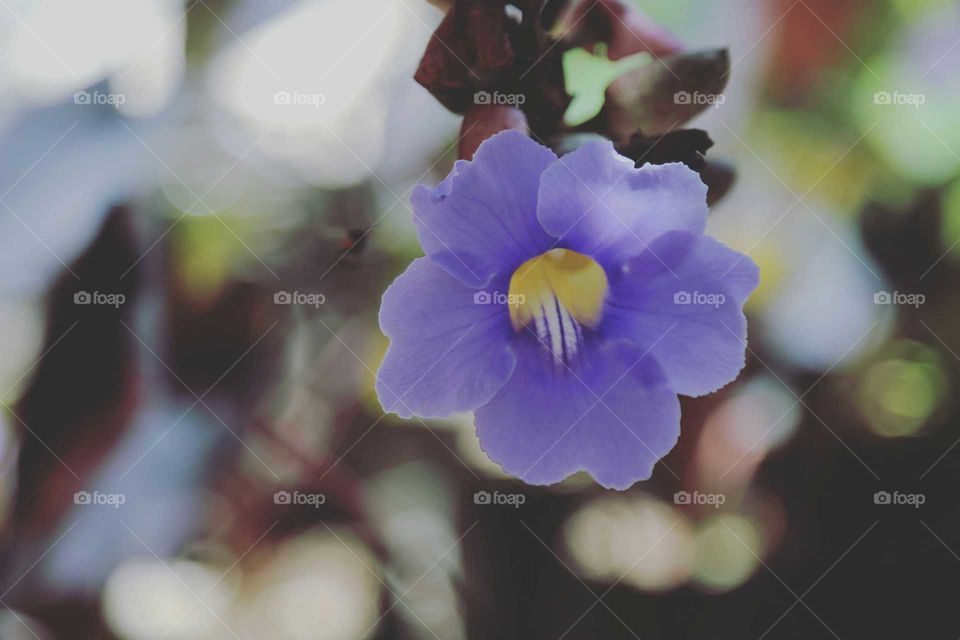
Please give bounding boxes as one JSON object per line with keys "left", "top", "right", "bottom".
{"left": 508, "top": 249, "right": 608, "bottom": 363}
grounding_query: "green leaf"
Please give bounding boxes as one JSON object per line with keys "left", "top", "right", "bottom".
{"left": 562, "top": 47, "right": 649, "bottom": 127}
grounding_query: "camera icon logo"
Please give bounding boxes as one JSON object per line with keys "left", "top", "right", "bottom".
{"left": 474, "top": 91, "right": 492, "bottom": 105}
{"left": 74, "top": 291, "right": 92, "bottom": 304}
{"left": 674, "top": 91, "right": 692, "bottom": 105}
{"left": 673, "top": 491, "right": 691, "bottom": 505}
{"left": 873, "top": 291, "right": 891, "bottom": 304}
{"left": 874, "top": 91, "right": 892, "bottom": 105}
{"left": 673, "top": 291, "right": 691, "bottom": 305}
{"left": 74, "top": 491, "right": 92, "bottom": 504}
{"left": 274, "top": 490, "right": 292, "bottom": 505}
{"left": 874, "top": 491, "right": 891, "bottom": 505}
{"left": 274, "top": 90, "right": 292, "bottom": 105}
{"left": 73, "top": 91, "right": 92, "bottom": 104}
{"left": 473, "top": 291, "right": 492, "bottom": 305}
{"left": 474, "top": 491, "right": 492, "bottom": 505}
{"left": 274, "top": 291, "right": 292, "bottom": 304}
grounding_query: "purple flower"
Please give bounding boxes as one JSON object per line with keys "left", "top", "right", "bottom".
{"left": 377, "top": 131, "right": 758, "bottom": 489}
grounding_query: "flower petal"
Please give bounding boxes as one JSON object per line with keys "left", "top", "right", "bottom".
{"left": 410, "top": 130, "right": 557, "bottom": 288}
{"left": 537, "top": 140, "right": 707, "bottom": 269}
{"left": 604, "top": 230, "right": 759, "bottom": 397}
{"left": 377, "top": 258, "right": 516, "bottom": 418}
{"left": 474, "top": 337, "right": 680, "bottom": 489}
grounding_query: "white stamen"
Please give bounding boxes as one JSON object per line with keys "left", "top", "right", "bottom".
{"left": 541, "top": 297, "right": 564, "bottom": 364}
{"left": 558, "top": 302, "right": 580, "bottom": 361}
{"left": 530, "top": 293, "right": 583, "bottom": 366}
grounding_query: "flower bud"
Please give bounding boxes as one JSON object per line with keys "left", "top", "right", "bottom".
{"left": 458, "top": 104, "right": 529, "bottom": 160}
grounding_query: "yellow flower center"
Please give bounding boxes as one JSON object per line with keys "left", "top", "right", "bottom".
{"left": 508, "top": 248, "right": 609, "bottom": 334}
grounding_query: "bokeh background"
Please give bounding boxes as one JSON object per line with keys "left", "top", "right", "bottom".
{"left": 0, "top": 0, "right": 959, "bottom": 638}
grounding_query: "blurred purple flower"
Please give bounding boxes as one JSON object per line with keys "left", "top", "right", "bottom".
{"left": 377, "top": 131, "right": 758, "bottom": 489}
